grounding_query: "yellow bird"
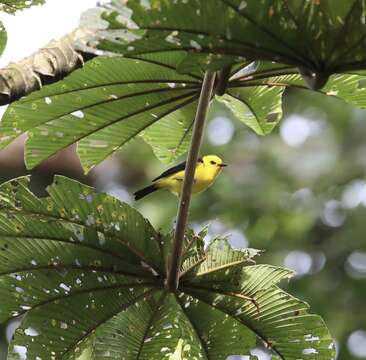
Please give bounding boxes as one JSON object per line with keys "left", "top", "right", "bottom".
{"left": 134, "top": 155, "right": 227, "bottom": 200}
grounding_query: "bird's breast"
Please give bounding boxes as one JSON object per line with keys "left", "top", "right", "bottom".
{"left": 192, "top": 167, "right": 216, "bottom": 193}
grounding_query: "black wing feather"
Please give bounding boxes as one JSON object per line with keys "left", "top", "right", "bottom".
{"left": 152, "top": 161, "right": 186, "bottom": 182}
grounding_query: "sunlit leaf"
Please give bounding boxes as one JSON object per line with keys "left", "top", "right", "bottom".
{"left": 216, "top": 87, "right": 283, "bottom": 136}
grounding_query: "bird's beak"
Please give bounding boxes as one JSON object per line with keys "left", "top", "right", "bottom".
{"left": 218, "top": 163, "right": 227, "bottom": 167}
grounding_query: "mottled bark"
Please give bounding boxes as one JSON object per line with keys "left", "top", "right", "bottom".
{"left": 0, "top": 28, "right": 95, "bottom": 106}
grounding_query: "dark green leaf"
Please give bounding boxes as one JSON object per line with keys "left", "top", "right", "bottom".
{"left": 0, "top": 176, "right": 335, "bottom": 359}
{"left": 0, "top": 57, "right": 289, "bottom": 171}
{"left": 90, "top": 0, "right": 366, "bottom": 88}
{"left": 184, "top": 264, "right": 335, "bottom": 360}
{"left": 217, "top": 87, "right": 284, "bottom": 136}
{"left": 0, "top": 55, "right": 201, "bottom": 172}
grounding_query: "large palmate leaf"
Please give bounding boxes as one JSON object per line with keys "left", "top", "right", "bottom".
{"left": 0, "top": 55, "right": 289, "bottom": 171}
{"left": 0, "top": 176, "right": 335, "bottom": 359}
{"left": 3, "top": 56, "right": 366, "bottom": 172}
{"left": 89, "top": 0, "right": 366, "bottom": 89}
{"left": 0, "top": 54, "right": 201, "bottom": 171}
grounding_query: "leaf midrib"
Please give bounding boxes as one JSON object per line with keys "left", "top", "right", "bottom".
{"left": 26, "top": 91, "right": 198, "bottom": 164}
{"left": 0, "top": 233, "right": 141, "bottom": 266}
{"left": 0, "top": 263, "right": 154, "bottom": 279}
{"left": 175, "top": 293, "right": 210, "bottom": 360}
{"left": 78, "top": 94, "right": 198, "bottom": 172}
{"left": 19, "top": 79, "right": 200, "bottom": 103}
{"left": 135, "top": 292, "right": 167, "bottom": 359}
{"left": 221, "top": 0, "right": 313, "bottom": 66}
{"left": 181, "top": 259, "right": 252, "bottom": 280}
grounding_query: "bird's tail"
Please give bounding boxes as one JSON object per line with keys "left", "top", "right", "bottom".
{"left": 134, "top": 184, "right": 159, "bottom": 200}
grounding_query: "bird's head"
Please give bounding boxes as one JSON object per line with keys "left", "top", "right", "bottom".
{"left": 199, "top": 155, "right": 227, "bottom": 172}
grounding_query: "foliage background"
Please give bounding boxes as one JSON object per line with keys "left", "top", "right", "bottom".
{"left": 0, "top": 1, "right": 365, "bottom": 359}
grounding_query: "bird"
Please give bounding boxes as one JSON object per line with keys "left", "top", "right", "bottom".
{"left": 134, "top": 155, "right": 227, "bottom": 200}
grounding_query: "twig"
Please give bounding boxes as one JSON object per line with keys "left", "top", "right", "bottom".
{"left": 166, "top": 71, "right": 216, "bottom": 290}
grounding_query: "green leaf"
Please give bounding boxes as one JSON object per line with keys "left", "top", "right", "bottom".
{"left": 0, "top": 21, "right": 7, "bottom": 57}
{"left": 0, "top": 176, "right": 163, "bottom": 359}
{"left": 228, "top": 62, "right": 366, "bottom": 120}
{"left": 175, "top": 292, "right": 254, "bottom": 359}
{"left": 182, "top": 236, "right": 262, "bottom": 279}
{"left": 0, "top": 0, "right": 45, "bottom": 13}
{"left": 265, "top": 72, "right": 366, "bottom": 109}
{"left": 89, "top": 0, "right": 366, "bottom": 88}
{"left": 0, "top": 175, "right": 163, "bottom": 276}
{"left": 3, "top": 54, "right": 365, "bottom": 171}
{"left": 159, "top": 227, "right": 206, "bottom": 277}
{"left": 216, "top": 86, "right": 284, "bottom": 136}
{"left": 143, "top": 101, "right": 197, "bottom": 163}
{"left": 0, "top": 56, "right": 290, "bottom": 172}
{"left": 0, "top": 55, "right": 201, "bottom": 172}
{"left": 0, "top": 176, "right": 335, "bottom": 359}
{"left": 184, "top": 264, "right": 335, "bottom": 360}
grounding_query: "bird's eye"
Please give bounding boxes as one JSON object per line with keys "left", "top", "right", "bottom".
{"left": 210, "top": 160, "right": 216, "bottom": 165}
{"left": 198, "top": 158, "right": 204, "bottom": 163}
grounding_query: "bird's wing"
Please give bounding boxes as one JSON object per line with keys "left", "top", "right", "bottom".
{"left": 152, "top": 161, "right": 187, "bottom": 182}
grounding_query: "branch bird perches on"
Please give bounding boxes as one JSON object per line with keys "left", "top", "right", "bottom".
{"left": 167, "top": 71, "right": 216, "bottom": 291}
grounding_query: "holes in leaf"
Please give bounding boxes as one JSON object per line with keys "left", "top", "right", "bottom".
{"left": 71, "top": 110, "right": 85, "bottom": 119}
{"left": 24, "top": 327, "right": 40, "bottom": 337}
{"left": 1, "top": 243, "right": 9, "bottom": 251}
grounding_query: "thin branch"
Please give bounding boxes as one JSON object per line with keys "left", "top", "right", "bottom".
{"left": 166, "top": 71, "right": 216, "bottom": 291}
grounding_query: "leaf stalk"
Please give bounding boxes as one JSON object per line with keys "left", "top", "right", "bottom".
{"left": 215, "top": 65, "right": 232, "bottom": 95}
{"left": 166, "top": 70, "right": 216, "bottom": 290}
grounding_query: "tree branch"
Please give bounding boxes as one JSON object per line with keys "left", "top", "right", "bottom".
{"left": 0, "top": 28, "right": 95, "bottom": 106}
{"left": 166, "top": 70, "right": 216, "bottom": 291}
